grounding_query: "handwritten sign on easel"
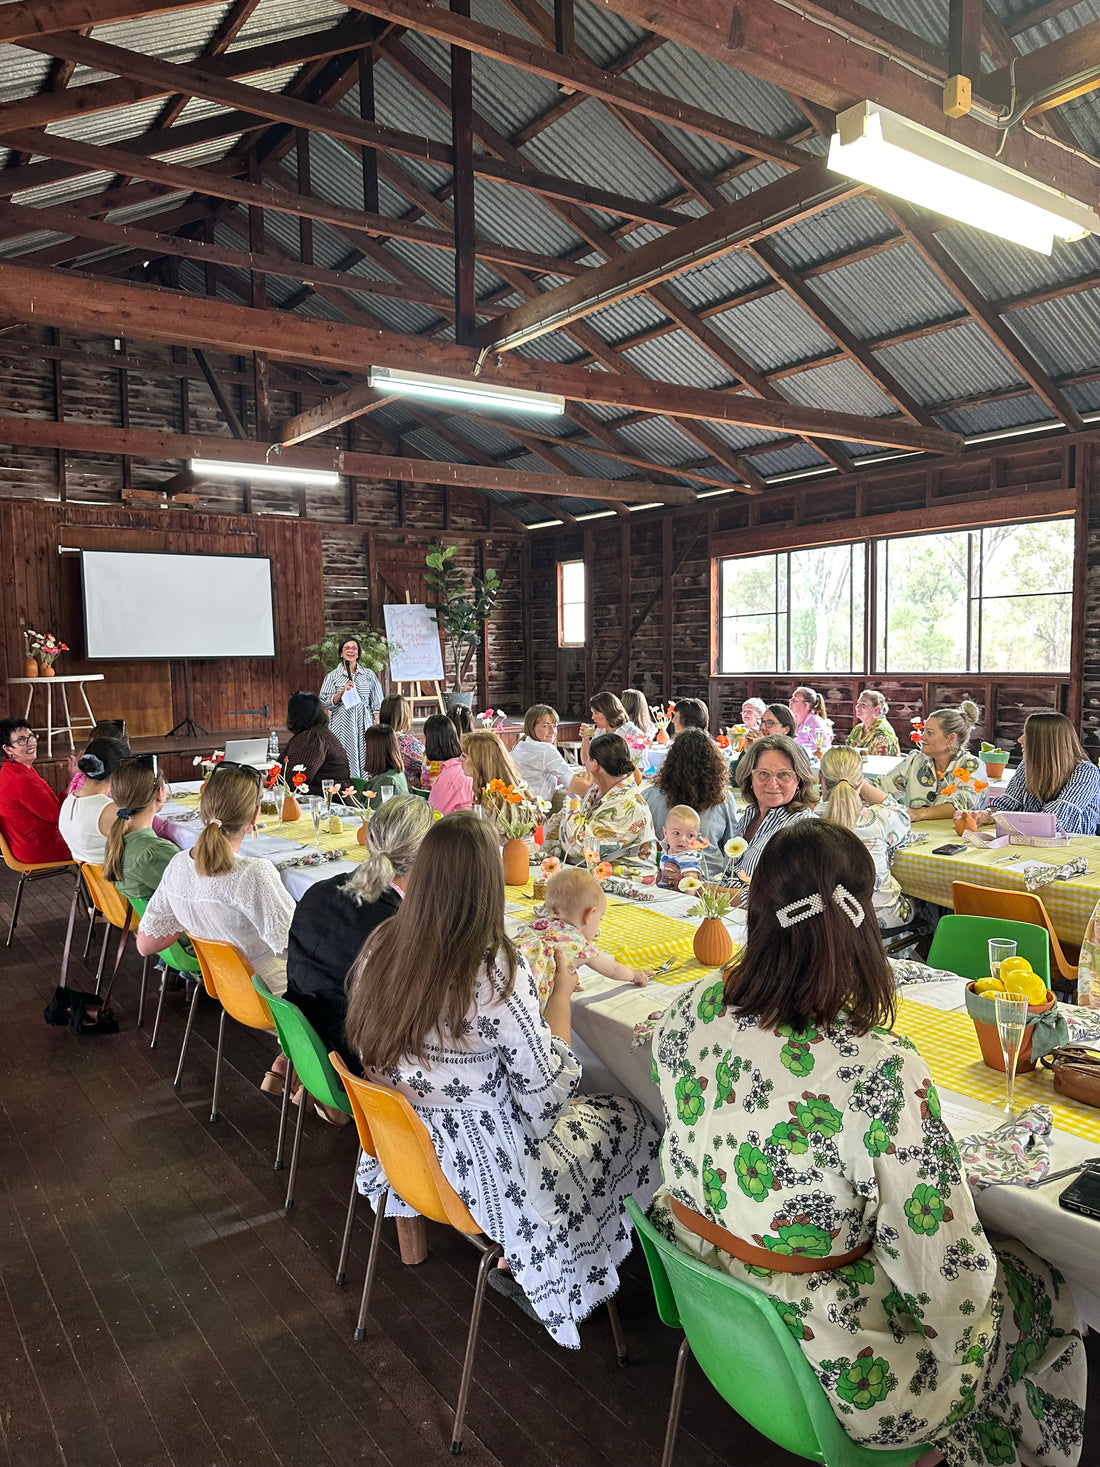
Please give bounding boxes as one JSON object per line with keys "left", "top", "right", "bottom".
{"left": 384, "top": 603, "right": 445, "bottom": 683}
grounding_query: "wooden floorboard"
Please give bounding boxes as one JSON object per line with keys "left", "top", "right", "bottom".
{"left": 1, "top": 869, "right": 1098, "bottom": 1467}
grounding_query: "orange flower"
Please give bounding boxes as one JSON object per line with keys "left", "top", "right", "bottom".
{"left": 291, "top": 770, "right": 307, "bottom": 788}
{"left": 973, "top": 779, "right": 989, "bottom": 793}
{"left": 955, "top": 766, "right": 972, "bottom": 784}
{"left": 715, "top": 734, "right": 730, "bottom": 748}
{"left": 488, "top": 778, "right": 506, "bottom": 794}
{"left": 940, "top": 783, "right": 957, "bottom": 797}
{"left": 506, "top": 791, "right": 523, "bottom": 804}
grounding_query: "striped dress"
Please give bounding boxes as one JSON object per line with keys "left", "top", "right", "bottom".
{"left": 319, "top": 665, "right": 383, "bottom": 780}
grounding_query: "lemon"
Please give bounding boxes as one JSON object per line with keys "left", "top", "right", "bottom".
{"left": 999, "top": 957, "right": 1034, "bottom": 982}
{"left": 973, "top": 976, "right": 1003, "bottom": 995}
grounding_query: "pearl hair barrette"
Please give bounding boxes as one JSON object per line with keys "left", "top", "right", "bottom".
{"left": 776, "top": 883, "right": 865, "bottom": 930}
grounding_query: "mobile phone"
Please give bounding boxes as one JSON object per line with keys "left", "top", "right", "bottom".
{"left": 932, "top": 842, "right": 967, "bottom": 856}
{"left": 1058, "top": 1168, "right": 1100, "bottom": 1221}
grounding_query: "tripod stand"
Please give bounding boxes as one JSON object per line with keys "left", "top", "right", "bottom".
{"left": 166, "top": 659, "right": 208, "bottom": 737}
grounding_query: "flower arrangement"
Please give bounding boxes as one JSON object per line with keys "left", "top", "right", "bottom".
{"left": 24, "top": 628, "right": 70, "bottom": 668}
{"left": 716, "top": 835, "right": 748, "bottom": 887}
{"left": 193, "top": 750, "right": 225, "bottom": 777}
{"left": 484, "top": 778, "right": 547, "bottom": 839}
{"left": 939, "top": 766, "right": 989, "bottom": 812}
{"left": 540, "top": 856, "right": 562, "bottom": 877}
{"left": 649, "top": 702, "right": 675, "bottom": 737}
{"left": 264, "top": 759, "right": 307, "bottom": 801}
{"left": 477, "top": 707, "right": 507, "bottom": 729}
{"left": 682, "top": 883, "right": 735, "bottom": 921}
{"left": 910, "top": 716, "right": 925, "bottom": 748}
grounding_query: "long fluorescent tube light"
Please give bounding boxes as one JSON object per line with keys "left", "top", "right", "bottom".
{"left": 828, "top": 101, "right": 1100, "bottom": 254}
{"left": 369, "top": 366, "right": 565, "bottom": 416}
{"left": 189, "top": 458, "right": 340, "bottom": 487}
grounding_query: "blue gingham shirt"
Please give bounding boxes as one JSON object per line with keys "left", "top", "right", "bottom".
{"left": 990, "top": 759, "right": 1100, "bottom": 836}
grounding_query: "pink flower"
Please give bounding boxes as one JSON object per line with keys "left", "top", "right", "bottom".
{"left": 540, "top": 856, "right": 562, "bottom": 876}
{"left": 593, "top": 861, "right": 613, "bottom": 882}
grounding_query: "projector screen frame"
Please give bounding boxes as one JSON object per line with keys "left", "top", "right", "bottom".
{"left": 80, "top": 549, "right": 277, "bottom": 662}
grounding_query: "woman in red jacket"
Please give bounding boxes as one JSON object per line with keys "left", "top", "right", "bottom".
{"left": 0, "top": 717, "right": 71, "bottom": 863}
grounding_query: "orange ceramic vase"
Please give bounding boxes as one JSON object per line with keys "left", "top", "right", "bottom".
{"left": 953, "top": 810, "right": 978, "bottom": 835}
{"left": 502, "top": 837, "right": 530, "bottom": 887}
{"left": 22, "top": 658, "right": 38, "bottom": 677}
{"left": 693, "top": 917, "right": 733, "bottom": 969}
{"left": 281, "top": 794, "right": 301, "bottom": 822}
{"left": 356, "top": 819, "right": 369, "bottom": 845}
{"left": 41, "top": 663, "right": 55, "bottom": 677}
{"left": 655, "top": 727, "right": 669, "bottom": 745}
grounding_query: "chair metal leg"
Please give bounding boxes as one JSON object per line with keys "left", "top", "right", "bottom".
{"left": 82, "top": 904, "right": 96, "bottom": 959}
{"left": 274, "top": 1060, "right": 295, "bottom": 1173}
{"left": 136, "top": 957, "right": 150, "bottom": 1028}
{"left": 354, "top": 1186, "right": 389, "bottom": 1342}
{"left": 660, "top": 1336, "right": 692, "bottom": 1467}
{"left": 336, "top": 1151, "right": 361, "bottom": 1285}
{"left": 450, "top": 1240, "right": 504, "bottom": 1455}
{"left": 92, "top": 921, "right": 111, "bottom": 995}
{"left": 605, "top": 1296, "right": 629, "bottom": 1366}
{"left": 284, "top": 1075, "right": 308, "bottom": 1212}
{"left": 59, "top": 875, "right": 82, "bottom": 988}
{"left": 5, "top": 873, "right": 27, "bottom": 946}
{"left": 210, "top": 1008, "right": 227, "bottom": 1122}
{"left": 173, "top": 982, "right": 200, "bottom": 1088}
{"left": 149, "top": 967, "right": 169, "bottom": 1050}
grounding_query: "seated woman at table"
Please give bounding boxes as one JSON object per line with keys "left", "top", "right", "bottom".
{"left": 448, "top": 703, "right": 474, "bottom": 741}
{"left": 643, "top": 728, "right": 737, "bottom": 880}
{"left": 462, "top": 730, "right": 522, "bottom": 821}
{"left": 979, "top": 711, "right": 1100, "bottom": 837}
{"left": 789, "top": 684, "right": 833, "bottom": 755}
{"left": 650, "top": 820, "right": 1085, "bottom": 1467}
{"left": 0, "top": 717, "right": 71, "bottom": 864}
{"left": 671, "top": 697, "right": 709, "bottom": 736}
{"left": 581, "top": 691, "right": 643, "bottom": 764}
{"left": 378, "top": 693, "right": 425, "bottom": 789}
{"left": 817, "top": 746, "right": 914, "bottom": 932}
{"left": 424, "top": 714, "right": 471, "bottom": 815}
{"left": 740, "top": 696, "right": 766, "bottom": 731}
{"left": 560, "top": 733, "right": 657, "bottom": 875}
{"left": 319, "top": 637, "right": 383, "bottom": 781}
{"left": 727, "top": 734, "right": 815, "bottom": 904}
{"left": 286, "top": 794, "right": 432, "bottom": 1072}
{"left": 845, "top": 688, "right": 900, "bottom": 758}
{"left": 511, "top": 703, "right": 575, "bottom": 804}
{"left": 58, "top": 737, "right": 130, "bottom": 864}
{"left": 877, "top": 701, "right": 983, "bottom": 823}
{"left": 737, "top": 702, "right": 796, "bottom": 770}
{"left": 620, "top": 689, "right": 652, "bottom": 739}
{"left": 137, "top": 764, "right": 296, "bottom": 1091}
{"left": 361, "top": 726, "right": 409, "bottom": 810}
{"left": 344, "top": 810, "right": 660, "bottom": 1348}
{"left": 283, "top": 692, "right": 350, "bottom": 796}
{"left": 102, "top": 758, "right": 178, "bottom": 904}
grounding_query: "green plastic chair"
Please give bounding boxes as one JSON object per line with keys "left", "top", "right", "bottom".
{"left": 625, "top": 1199, "right": 928, "bottom": 1467}
{"left": 127, "top": 895, "right": 204, "bottom": 1063}
{"left": 926, "top": 913, "right": 1050, "bottom": 984}
{"left": 251, "top": 976, "right": 361, "bottom": 1279}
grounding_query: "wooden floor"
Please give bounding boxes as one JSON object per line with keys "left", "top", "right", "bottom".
{"left": 0, "top": 873, "right": 1096, "bottom": 1467}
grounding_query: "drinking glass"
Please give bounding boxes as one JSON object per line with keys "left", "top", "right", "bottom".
{"left": 322, "top": 780, "right": 336, "bottom": 811}
{"left": 380, "top": 786, "right": 394, "bottom": 803}
{"left": 994, "top": 991, "right": 1029, "bottom": 1113}
{"left": 309, "top": 796, "right": 322, "bottom": 837}
{"left": 988, "top": 937, "right": 1016, "bottom": 984}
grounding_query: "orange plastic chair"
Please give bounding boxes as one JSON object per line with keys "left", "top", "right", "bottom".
{"left": 952, "top": 880, "right": 1078, "bottom": 993}
{"left": 78, "top": 862, "right": 152, "bottom": 1021}
{"left": 187, "top": 937, "right": 287, "bottom": 1156}
{"left": 0, "top": 824, "right": 75, "bottom": 947}
{"left": 330, "top": 1053, "right": 502, "bottom": 1455}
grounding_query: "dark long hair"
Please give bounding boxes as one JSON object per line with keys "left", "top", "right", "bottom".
{"left": 723, "top": 821, "right": 894, "bottom": 1035}
{"left": 423, "top": 713, "right": 462, "bottom": 762}
{"left": 363, "top": 724, "right": 402, "bottom": 778}
{"left": 588, "top": 732, "right": 634, "bottom": 778}
{"left": 655, "top": 728, "right": 728, "bottom": 812}
{"left": 344, "top": 812, "right": 517, "bottom": 1069}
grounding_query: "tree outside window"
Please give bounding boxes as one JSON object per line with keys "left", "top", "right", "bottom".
{"left": 558, "top": 560, "right": 586, "bottom": 647}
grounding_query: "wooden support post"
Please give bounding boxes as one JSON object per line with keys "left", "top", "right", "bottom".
{"left": 450, "top": 0, "right": 476, "bottom": 346}
{"left": 296, "top": 128, "right": 313, "bottom": 264}
{"left": 662, "top": 514, "right": 673, "bottom": 697}
{"left": 620, "top": 518, "right": 631, "bottom": 688}
{"left": 358, "top": 48, "right": 380, "bottom": 215}
{"left": 51, "top": 328, "right": 66, "bottom": 502}
{"left": 554, "top": 0, "right": 575, "bottom": 55}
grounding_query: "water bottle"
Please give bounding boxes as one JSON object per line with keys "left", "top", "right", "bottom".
{"left": 268, "top": 729, "right": 279, "bottom": 760}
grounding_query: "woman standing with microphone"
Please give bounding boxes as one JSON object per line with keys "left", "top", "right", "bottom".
{"left": 319, "top": 636, "right": 383, "bottom": 780}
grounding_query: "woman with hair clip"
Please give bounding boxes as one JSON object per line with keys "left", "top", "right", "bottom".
{"left": 319, "top": 636, "right": 383, "bottom": 780}
{"left": 620, "top": 689, "right": 652, "bottom": 739}
{"left": 447, "top": 702, "right": 474, "bottom": 740}
{"left": 102, "top": 758, "right": 179, "bottom": 904}
{"left": 511, "top": 704, "right": 574, "bottom": 804}
{"left": 287, "top": 795, "right": 432, "bottom": 1072}
{"left": 981, "top": 711, "right": 1100, "bottom": 836}
{"left": 378, "top": 693, "right": 424, "bottom": 788}
{"left": 559, "top": 732, "right": 657, "bottom": 874}
{"left": 817, "top": 746, "right": 914, "bottom": 932}
{"left": 789, "top": 684, "right": 833, "bottom": 755}
{"left": 282, "top": 691, "right": 350, "bottom": 794}
{"left": 878, "top": 701, "right": 983, "bottom": 823}
{"left": 651, "top": 821, "right": 1085, "bottom": 1467}
{"left": 137, "top": 764, "right": 296, "bottom": 1091}
{"left": 58, "top": 736, "right": 130, "bottom": 863}
{"left": 424, "top": 713, "right": 472, "bottom": 814}
{"left": 345, "top": 811, "right": 660, "bottom": 1348}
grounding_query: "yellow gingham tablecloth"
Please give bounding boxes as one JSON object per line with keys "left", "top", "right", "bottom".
{"left": 171, "top": 791, "right": 370, "bottom": 859}
{"left": 893, "top": 818, "right": 1100, "bottom": 944}
{"left": 894, "top": 996, "right": 1100, "bottom": 1144}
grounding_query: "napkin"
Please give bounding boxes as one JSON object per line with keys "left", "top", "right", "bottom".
{"left": 956, "top": 1105, "right": 1053, "bottom": 1189}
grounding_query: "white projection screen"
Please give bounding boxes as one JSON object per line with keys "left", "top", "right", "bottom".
{"left": 81, "top": 551, "right": 276, "bottom": 660}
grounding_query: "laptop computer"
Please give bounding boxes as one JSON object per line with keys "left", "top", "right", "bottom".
{"left": 223, "top": 737, "right": 271, "bottom": 769}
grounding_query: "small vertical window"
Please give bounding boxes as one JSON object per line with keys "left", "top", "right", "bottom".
{"left": 558, "top": 560, "right": 585, "bottom": 646}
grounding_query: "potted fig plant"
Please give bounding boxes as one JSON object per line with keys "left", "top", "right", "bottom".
{"left": 979, "top": 741, "right": 1011, "bottom": 779}
{"left": 425, "top": 544, "right": 501, "bottom": 709}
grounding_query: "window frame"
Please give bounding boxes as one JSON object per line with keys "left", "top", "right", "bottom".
{"left": 557, "top": 558, "right": 586, "bottom": 648}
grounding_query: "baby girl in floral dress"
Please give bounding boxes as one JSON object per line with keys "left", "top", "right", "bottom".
{"left": 513, "top": 867, "right": 652, "bottom": 1007}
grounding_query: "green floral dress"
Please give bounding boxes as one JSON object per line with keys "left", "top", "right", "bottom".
{"left": 651, "top": 981, "right": 1085, "bottom": 1466}
{"left": 846, "top": 716, "right": 901, "bottom": 758}
{"left": 559, "top": 776, "right": 657, "bottom": 874}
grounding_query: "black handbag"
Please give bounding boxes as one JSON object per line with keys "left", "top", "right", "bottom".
{"left": 44, "top": 985, "right": 119, "bottom": 1036}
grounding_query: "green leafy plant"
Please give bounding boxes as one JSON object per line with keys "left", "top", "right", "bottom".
{"left": 979, "top": 741, "right": 1010, "bottom": 764}
{"left": 683, "top": 883, "right": 735, "bottom": 920}
{"left": 303, "top": 624, "right": 395, "bottom": 674}
{"left": 425, "top": 544, "right": 501, "bottom": 692}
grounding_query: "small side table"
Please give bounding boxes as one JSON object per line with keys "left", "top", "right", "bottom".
{"left": 6, "top": 674, "right": 105, "bottom": 757}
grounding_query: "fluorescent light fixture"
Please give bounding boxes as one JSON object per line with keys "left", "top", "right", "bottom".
{"left": 828, "top": 101, "right": 1100, "bottom": 254}
{"left": 369, "top": 366, "right": 565, "bottom": 416}
{"left": 189, "top": 458, "right": 340, "bottom": 488}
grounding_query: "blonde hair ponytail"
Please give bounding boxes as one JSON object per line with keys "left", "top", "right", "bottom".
{"left": 194, "top": 766, "right": 260, "bottom": 877}
{"left": 347, "top": 795, "right": 433, "bottom": 905}
{"left": 102, "top": 758, "right": 162, "bottom": 883}
{"left": 818, "top": 747, "right": 865, "bottom": 832}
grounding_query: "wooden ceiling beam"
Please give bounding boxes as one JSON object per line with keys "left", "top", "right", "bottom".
{"left": 281, "top": 385, "right": 394, "bottom": 444}
{"left": 0, "top": 0, "right": 222, "bottom": 44}
{"left": 0, "top": 260, "right": 962, "bottom": 452}
{"left": 1006, "top": 1, "right": 1086, "bottom": 37}
{"left": 984, "top": 17, "right": 1100, "bottom": 114}
{"left": 0, "top": 413, "right": 693, "bottom": 504}
{"left": 477, "top": 161, "right": 857, "bottom": 353}
{"left": 511, "top": 32, "right": 666, "bottom": 146}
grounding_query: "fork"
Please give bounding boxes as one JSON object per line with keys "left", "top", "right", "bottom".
{"left": 653, "top": 956, "right": 677, "bottom": 976}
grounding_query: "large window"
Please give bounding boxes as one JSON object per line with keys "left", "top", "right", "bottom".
{"left": 720, "top": 518, "right": 1072, "bottom": 675}
{"left": 558, "top": 559, "right": 586, "bottom": 646}
{"left": 719, "top": 543, "right": 865, "bottom": 674}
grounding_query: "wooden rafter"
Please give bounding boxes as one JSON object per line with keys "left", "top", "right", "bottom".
{"left": 0, "top": 0, "right": 221, "bottom": 44}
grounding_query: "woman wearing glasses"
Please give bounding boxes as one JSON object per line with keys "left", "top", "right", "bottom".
{"left": 0, "top": 717, "right": 71, "bottom": 863}
{"left": 727, "top": 735, "right": 816, "bottom": 904}
{"left": 733, "top": 703, "right": 796, "bottom": 783}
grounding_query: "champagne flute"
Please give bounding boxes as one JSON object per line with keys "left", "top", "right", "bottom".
{"left": 994, "top": 991, "right": 1029, "bottom": 1113}
{"left": 988, "top": 937, "right": 1016, "bottom": 984}
{"left": 309, "top": 795, "right": 322, "bottom": 839}
{"left": 322, "top": 779, "right": 336, "bottom": 813}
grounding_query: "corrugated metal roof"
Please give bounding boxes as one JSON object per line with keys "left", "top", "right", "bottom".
{"left": 574, "top": 0, "right": 647, "bottom": 65}
{"left": 778, "top": 358, "right": 898, "bottom": 418}
{"left": 745, "top": 441, "right": 831, "bottom": 476}
{"left": 807, "top": 244, "right": 961, "bottom": 340}
{"left": 937, "top": 393, "right": 1050, "bottom": 436}
{"left": 935, "top": 223, "right": 1100, "bottom": 303}
{"left": 0, "top": 47, "right": 52, "bottom": 103}
{"left": 522, "top": 100, "right": 683, "bottom": 205}
{"left": 1007, "top": 289, "right": 1100, "bottom": 377}
{"left": 874, "top": 322, "right": 1026, "bottom": 403}
{"left": 770, "top": 195, "right": 897, "bottom": 271}
{"left": 229, "top": 0, "right": 348, "bottom": 50}
{"left": 706, "top": 291, "right": 837, "bottom": 373}
{"left": 400, "top": 29, "right": 562, "bottom": 138}
{"left": 88, "top": 4, "right": 234, "bottom": 62}
{"left": 620, "top": 329, "right": 735, "bottom": 388}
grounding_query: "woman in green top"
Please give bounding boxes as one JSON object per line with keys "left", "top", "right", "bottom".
{"left": 361, "top": 725, "right": 410, "bottom": 811}
{"left": 845, "top": 689, "right": 900, "bottom": 758}
{"left": 102, "top": 758, "right": 183, "bottom": 903}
